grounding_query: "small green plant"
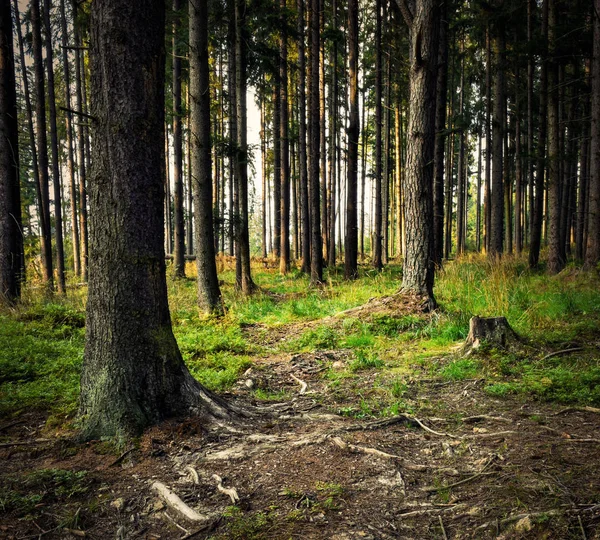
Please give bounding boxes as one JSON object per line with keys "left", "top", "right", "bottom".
{"left": 349, "top": 349, "right": 384, "bottom": 371}
{"left": 223, "top": 506, "right": 270, "bottom": 540}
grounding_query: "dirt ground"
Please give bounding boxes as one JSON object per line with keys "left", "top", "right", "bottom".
{"left": 1, "top": 297, "right": 600, "bottom": 539}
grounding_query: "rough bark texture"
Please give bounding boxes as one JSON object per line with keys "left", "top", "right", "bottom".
{"left": 189, "top": 0, "right": 223, "bottom": 315}
{"left": 0, "top": 0, "right": 23, "bottom": 303}
{"left": 80, "top": 0, "right": 234, "bottom": 440}
{"left": 400, "top": 0, "right": 439, "bottom": 308}
{"left": 585, "top": 0, "right": 600, "bottom": 269}
{"left": 31, "top": 0, "right": 54, "bottom": 291}
{"left": 344, "top": 0, "right": 359, "bottom": 279}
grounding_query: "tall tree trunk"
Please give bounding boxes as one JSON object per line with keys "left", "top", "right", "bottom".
{"left": 484, "top": 26, "right": 491, "bottom": 253}
{"left": 576, "top": 88, "right": 590, "bottom": 261}
{"left": 382, "top": 44, "right": 391, "bottom": 265}
{"left": 31, "top": 0, "right": 54, "bottom": 291}
{"left": 190, "top": 0, "right": 223, "bottom": 314}
{"left": 172, "top": 0, "right": 186, "bottom": 278}
{"left": 489, "top": 12, "right": 505, "bottom": 257}
{"left": 514, "top": 62, "right": 523, "bottom": 254}
{"left": 273, "top": 82, "right": 281, "bottom": 259}
{"left": 13, "top": 0, "right": 37, "bottom": 286}
{"left": 432, "top": 0, "right": 448, "bottom": 266}
{"left": 43, "top": 0, "right": 66, "bottom": 293}
{"left": 527, "top": 0, "right": 535, "bottom": 248}
{"left": 585, "top": 0, "right": 600, "bottom": 269}
{"left": 234, "top": 0, "right": 255, "bottom": 293}
{"left": 0, "top": 0, "right": 23, "bottom": 303}
{"left": 360, "top": 94, "right": 368, "bottom": 260}
{"left": 297, "top": 0, "right": 310, "bottom": 273}
{"left": 456, "top": 44, "right": 466, "bottom": 255}
{"left": 308, "top": 0, "right": 322, "bottom": 284}
{"left": 279, "top": 0, "right": 290, "bottom": 273}
{"left": 547, "top": 0, "right": 564, "bottom": 273}
{"left": 319, "top": 2, "right": 327, "bottom": 266}
{"left": 73, "top": 1, "right": 88, "bottom": 281}
{"left": 60, "top": 0, "right": 80, "bottom": 277}
{"left": 260, "top": 97, "right": 268, "bottom": 258}
{"left": 344, "top": 0, "right": 359, "bottom": 279}
{"left": 80, "top": 0, "right": 237, "bottom": 440}
{"left": 476, "top": 130, "right": 482, "bottom": 251}
{"left": 373, "top": 0, "right": 383, "bottom": 270}
{"left": 529, "top": 0, "right": 548, "bottom": 268}
{"left": 397, "top": 0, "right": 439, "bottom": 308}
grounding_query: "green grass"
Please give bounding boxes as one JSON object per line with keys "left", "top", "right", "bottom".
{"left": 2, "top": 256, "right": 599, "bottom": 423}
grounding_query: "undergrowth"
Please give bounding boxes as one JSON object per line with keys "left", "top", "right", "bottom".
{"left": 1, "top": 255, "right": 599, "bottom": 423}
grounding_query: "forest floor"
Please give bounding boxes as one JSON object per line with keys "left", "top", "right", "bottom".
{"left": 1, "top": 257, "right": 600, "bottom": 539}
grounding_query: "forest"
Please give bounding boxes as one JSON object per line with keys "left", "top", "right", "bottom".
{"left": 0, "top": 0, "right": 599, "bottom": 537}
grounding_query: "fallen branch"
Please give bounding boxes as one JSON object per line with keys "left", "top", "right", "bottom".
{"left": 151, "top": 482, "right": 208, "bottom": 522}
{"left": 463, "top": 430, "right": 517, "bottom": 439}
{"left": 163, "top": 512, "right": 189, "bottom": 535}
{"left": 541, "top": 347, "right": 584, "bottom": 362}
{"left": 0, "top": 438, "right": 51, "bottom": 448}
{"left": 439, "top": 516, "right": 448, "bottom": 540}
{"left": 212, "top": 474, "right": 240, "bottom": 503}
{"left": 552, "top": 406, "right": 600, "bottom": 416}
{"left": 0, "top": 419, "right": 25, "bottom": 432}
{"left": 179, "top": 517, "right": 222, "bottom": 540}
{"left": 290, "top": 373, "right": 308, "bottom": 394}
{"left": 410, "top": 416, "right": 460, "bottom": 439}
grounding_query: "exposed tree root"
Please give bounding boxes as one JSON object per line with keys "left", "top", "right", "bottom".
{"left": 290, "top": 373, "right": 308, "bottom": 394}
{"left": 151, "top": 482, "right": 213, "bottom": 522}
{"left": 541, "top": 347, "right": 585, "bottom": 361}
{"left": 212, "top": 474, "right": 240, "bottom": 503}
{"left": 184, "top": 465, "right": 200, "bottom": 485}
{"left": 552, "top": 406, "right": 600, "bottom": 416}
{"left": 424, "top": 455, "right": 497, "bottom": 493}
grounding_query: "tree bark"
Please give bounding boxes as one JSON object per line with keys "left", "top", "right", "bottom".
{"left": 172, "top": 0, "right": 186, "bottom": 278}
{"left": 489, "top": 11, "right": 505, "bottom": 257}
{"left": 0, "top": 0, "right": 23, "bottom": 303}
{"left": 31, "top": 0, "right": 54, "bottom": 291}
{"left": 585, "top": 0, "right": 600, "bottom": 269}
{"left": 60, "top": 0, "right": 80, "bottom": 277}
{"left": 529, "top": 0, "right": 548, "bottom": 269}
{"left": 189, "top": 0, "right": 223, "bottom": 314}
{"left": 373, "top": 0, "right": 383, "bottom": 270}
{"left": 344, "top": 0, "right": 359, "bottom": 279}
{"left": 73, "top": 1, "right": 88, "bottom": 281}
{"left": 308, "top": 0, "right": 322, "bottom": 284}
{"left": 546, "top": 0, "right": 564, "bottom": 274}
{"left": 234, "top": 0, "right": 255, "bottom": 293}
{"left": 432, "top": 0, "right": 448, "bottom": 266}
{"left": 297, "top": 0, "right": 310, "bottom": 273}
{"left": 279, "top": 0, "right": 290, "bottom": 274}
{"left": 80, "top": 0, "right": 237, "bottom": 440}
{"left": 399, "top": 0, "right": 439, "bottom": 308}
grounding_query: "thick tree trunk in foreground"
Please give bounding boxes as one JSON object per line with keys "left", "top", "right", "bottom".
{"left": 279, "top": 0, "right": 290, "bottom": 274}
{"left": 189, "top": 0, "right": 223, "bottom": 314}
{"left": 398, "top": 0, "right": 439, "bottom": 308}
{"left": 0, "top": 0, "right": 23, "bottom": 303}
{"left": 372, "top": 0, "right": 383, "bottom": 271}
{"left": 80, "top": 0, "right": 234, "bottom": 440}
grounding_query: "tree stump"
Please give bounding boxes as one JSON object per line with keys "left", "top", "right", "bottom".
{"left": 463, "top": 316, "right": 518, "bottom": 352}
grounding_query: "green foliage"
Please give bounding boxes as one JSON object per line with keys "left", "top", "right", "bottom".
{"left": 349, "top": 349, "right": 384, "bottom": 371}
{"left": 223, "top": 506, "right": 270, "bottom": 540}
{"left": 439, "top": 358, "right": 481, "bottom": 380}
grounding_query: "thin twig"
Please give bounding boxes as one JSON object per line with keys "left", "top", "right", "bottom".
{"left": 163, "top": 512, "right": 189, "bottom": 535}
{"left": 109, "top": 448, "right": 135, "bottom": 467}
{"left": 410, "top": 416, "right": 461, "bottom": 439}
{"left": 59, "top": 106, "right": 97, "bottom": 122}
{"left": 0, "top": 420, "right": 25, "bottom": 432}
{"left": 290, "top": 373, "right": 308, "bottom": 394}
{"left": 541, "top": 347, "right": 584, "bottom": 361}
{"left": 0, "top": 438, "right": 51, "bottom": 448}
{"left": 578, "top": 515, "right": 587, "bottom": 540}
{"left": 179, "top": 517, "right": 222, "bottom": 540}
{"left": 439, "top": 516, "right": 448, "bottom": 540}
